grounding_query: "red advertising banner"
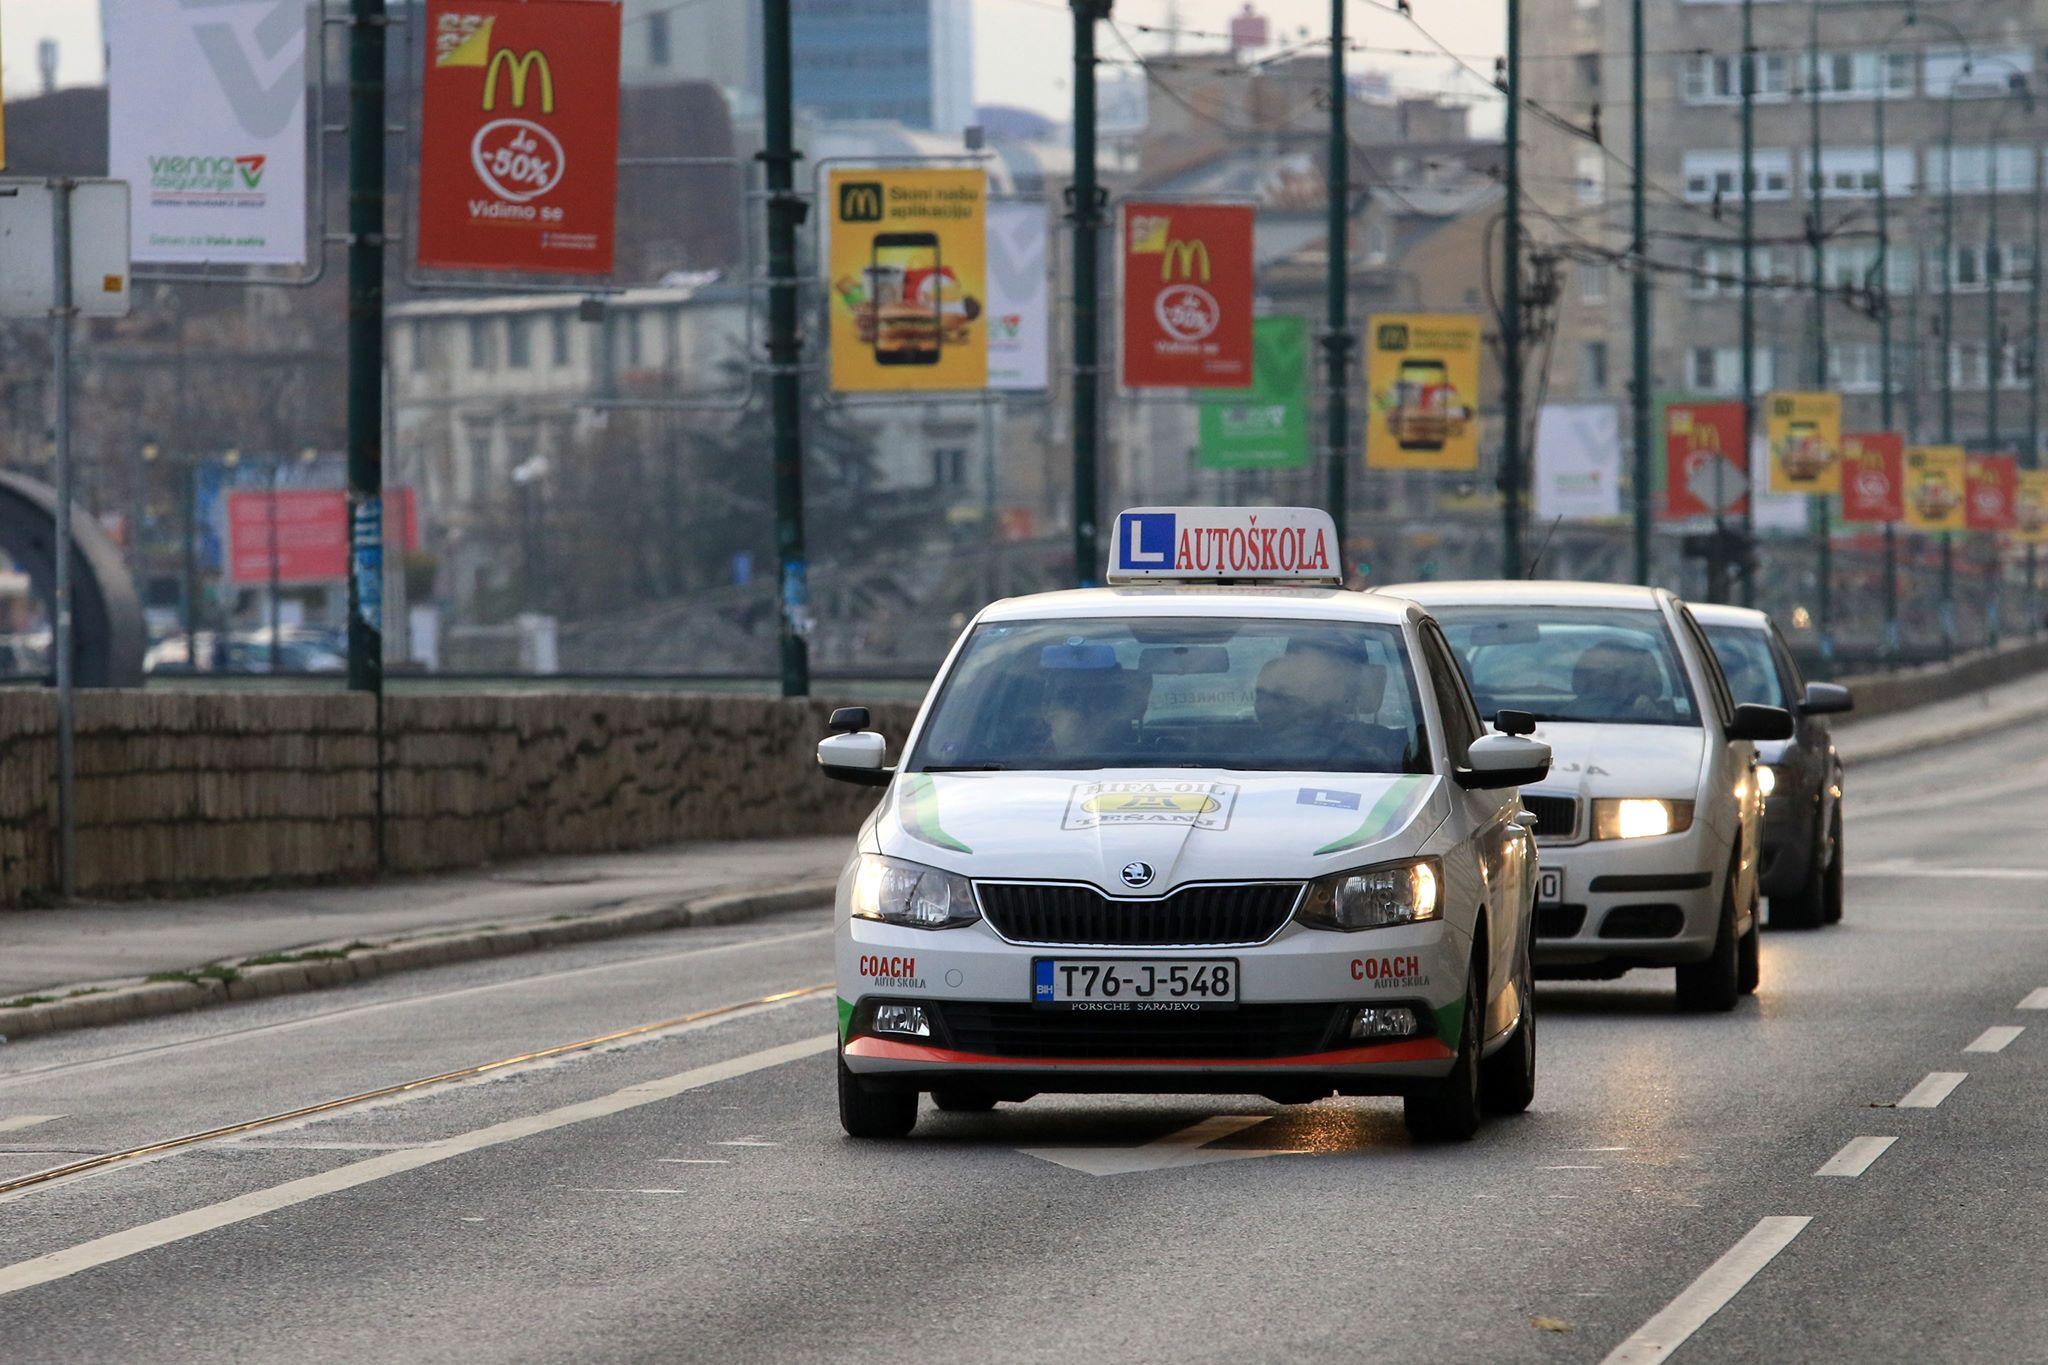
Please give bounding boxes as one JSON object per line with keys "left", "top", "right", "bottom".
{"left": 1121, "top": 202, "right": 1254, "bottom": 388}
{"left": 229, "top": 488, "right": 421, "bottom": 585}
{"left": 1663, "top": 401, "right": 1748, "bottom": 519}
{"left": 1838, "top": 432, "right": 1904, "bottom": 524}
{"left": 1966, "top": 453, "right": 2018, "bottom": 532}
{"left": 417, "top": 0, "right": 621, "bottom": 276}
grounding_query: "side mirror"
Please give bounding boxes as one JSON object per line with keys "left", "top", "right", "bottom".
{"left": 1493, "top": 708, "right": 1538, "bottom": 736}
{"left": 1456, "top": 733, "right": 1552, "bottom": 790}
{"left": 1726, "top": 703, "right": 1795, "bottom": 743}
{"left": 1799, "top": 681, "right": 1853, "bottom": 716}
{"left": 817, "top": 731, "right": 894, "bottom": 787}
{"left": 827, "top": 706, "right": 871, "bottom": 734}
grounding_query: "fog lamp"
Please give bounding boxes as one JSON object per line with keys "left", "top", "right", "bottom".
{"left": 1349, "top": 1006, "right": 1418, "bottom": 1040}
{"left": 872, "top": 1004, "right": 931, "bottom": 1038}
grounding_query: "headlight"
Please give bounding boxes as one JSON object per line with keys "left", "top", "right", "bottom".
{"left": 1590, "top": 798, "right": 1695, "bottom": 840}
{"left": 849, "top": 854, "right": 980, "bottom": 929}
{"left": 1296, "top": 858, "right": 1442, "bottom": 931}
{"left": 1755, "top": 765, "right": 1777, "bottom": 798}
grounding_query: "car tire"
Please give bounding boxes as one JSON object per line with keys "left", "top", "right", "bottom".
{"left": 1821, "top": 810, "right": 1844, "bottom": 925}
{"left": 838, "top": 1052, "right": 917, "bottom": 1139}
{"left": 931, "top": 1087, "right": 998, "bottom": 1113}
{"left": 1405, "top": 955, "right": 1485, "bottom": 1142}
{"left": 1479, "top": 930, "right": 1537, "bottom": 1116}
{"left": 1771, "top": 814, "right": 1829, "bottom": 931}
{"left": 1675, "top": 866, "right": 1741, "bottom": 1013}
{"left": 1736, "top": 911, "right": 1760, "bottom": 995}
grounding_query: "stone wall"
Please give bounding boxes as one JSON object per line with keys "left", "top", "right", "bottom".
{"left": 1836, "top": 636, "right": 2048, "bottom": 719}
{"left": 0, "top": 691, "right": 917, "bottom": 906}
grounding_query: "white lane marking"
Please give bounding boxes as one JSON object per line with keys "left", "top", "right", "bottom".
{"left": 0, "top": 1033, "right": 833, "bottom": 1298}
{"left": 0, "top": 1116, "right": 62, "bottom": 1135}
{"left": 226, "top": 1141, "right": 429, "bottom": 1153}
{"left": 1814, "top": 1136, "right": 1896, "bottom": 1178}
{"left": 1600, "top": 1216, "right": 1812, "bottom": 1365}
{"left": 2020, "top": 988, "right": 2048, "bottom": 1010}
{"left": 711, "top": 1139, "right": 780, "bottom": 1147}
{"left": 1018, "top": 1114, "right": 1304, "bottom": 1177}
{"left": 1966, "top": 1026, "right": 2024, "bottom": 1053}
{"left": 1849, "top": 861, "right": 2048, "bottom": 881}
{"left": 1897, "top": 1072, "right": 1967, "bottom": 1109}
{"left": 656, "top": 1158, "right": 729, "bottom": 1165}
{"left": 568, "top": 1188, "right": 694, "bottom": 1195}
{"left": 1542, "top": 1165, "right": 1604, "bottom": 1171}
{"left": 0, "top": 925, "right": 831, "bottom": 1093}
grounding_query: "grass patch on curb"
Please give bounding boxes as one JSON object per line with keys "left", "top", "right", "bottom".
{"left": 239, "top": 942, "right": 375, "bottom": 967}
{"left": 66, "top": 987, "right": 105, "bottom": 998}
{"left": 1, "top": 995, "right": 57, "bottom": 1010}
{"left": 146, "top": 965, "right": 242, "bottom": 986}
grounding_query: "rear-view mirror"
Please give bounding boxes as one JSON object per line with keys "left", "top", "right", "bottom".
{"left": 1455, "top": 733, "right": 1552, "bottom": 790}
{"left": 817, "top": 731, "right": 893, "bottom": 787}
{"left": 1800, "top": 681, "right": 1853, "bottom": 716}
{"left": 1493, "top": 708, "right": 1538, "bottom": 736}
{"left": 1138, "top": 644, "right": 1232, "bottom": 675}
{"left": 1726, "top": 703, "right": 1795, "bottom": 743}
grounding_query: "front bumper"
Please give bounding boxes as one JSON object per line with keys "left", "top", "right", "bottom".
{"left": 836, "top": 914, "right": 1468, "bottom": 1092}
{"left": 1532, "top": 828, "right": 1724, "bottom": 971}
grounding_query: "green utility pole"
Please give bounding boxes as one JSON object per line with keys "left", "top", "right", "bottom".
{"left": 1501, "top": 0, "right": 1525, "bottom": 578}
{"left": 762, "top": 0, "right": 810, "bottom": 697}
{"left": 1737, "top": 0, "right": 1757, "bottom": 605}
{"left": 1629, "top": 0, "right": 1651, "bottom": 587}
{"left": 1325, "top": 0, "right": 1352, "bottom": 546}
{"left": 1806, "top": 3, "right": 1831, "bottom": 657}
{"left": 345, "top": 0, "right": 385, "bottom": 696}
{"left": 1985, "top": 115, "right": 2004, "bottom": 650}
{"left": 1939, "top": 69, "right": 1959, "bottom": 658}
{"left": 2029, "top": 110, "right": 2043, "bottom": 634}
{"left": 1071, "top": 1, "right": 1110, "bottom": 586}
{"left": 1874, "top": 62, "right": 1899, "bottom": 656}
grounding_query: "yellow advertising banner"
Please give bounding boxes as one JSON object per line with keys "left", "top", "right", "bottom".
{"left": 1902, "top": 445, "right": 1967, "bottom": 532}
{"left": 2016, "top": 469, "right": 2048, "bottom": 543}
{"left": 827, "top": 168, "right": 987, "bottom": 392}
{"left": 1365, "top": 313, "right": 1481, "bottom": 470}
{"left": 1764, "top": 391, "right": 1842, "bottom": 494}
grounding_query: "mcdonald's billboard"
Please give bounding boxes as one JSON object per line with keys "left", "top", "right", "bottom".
{"left": 417, "top": 0, "right": 621, "bottom": 275}
{"left": 1838, "top": 432, "right": 1905, "bottom": 524}
{"left": 1663, "top": 400, "right": 1748, "bottom": 519}
{"left": 1966, "top": 453, "right": 2018, "bottom": 532}
{"left": 1902, "top": 445, "right": 1967, "bottom": 532}
{"left": 826, "top": 168, "right": 988, "bottom": 391}
{"left": 1365, "top": 313, "right": 1482, "bottom": 471}
{"left": 1121, "top": 201, "right": 1254, "bottom": 388}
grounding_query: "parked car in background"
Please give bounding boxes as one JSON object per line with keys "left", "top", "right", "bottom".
{"left": 1690, "top": 604, "right": 1851, "bottom": 930}
{"left": 143, "top": 629, "right": 346, "bottom": 675}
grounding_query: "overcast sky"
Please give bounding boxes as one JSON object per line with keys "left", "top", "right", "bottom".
{"left": 3, "top": 1, "right": 1504, "bottom": 119}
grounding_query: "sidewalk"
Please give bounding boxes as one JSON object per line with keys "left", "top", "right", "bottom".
{"left": 1, "top": 836, "right": 848, "bottom": 1001}
{"left": 1832, "top": 666, "right": 2048, "bottom": 765}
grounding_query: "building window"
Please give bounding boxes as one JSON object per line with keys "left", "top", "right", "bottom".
{"left": 613, "top": 314, "right": 643, "bottom": 368}
{"left": 1828, "top": 341, "right": 1883, "bottom": 394}
{"left": 647, "top": 12, "right": 671, "bottom": 67}
{"left": 1926, "top": 144, "right": 2034, "bottom": 195}
{"left": 1681, "top": 52, "right": 1789, "bottom": 105}
{"left": 506, "top": 315, "right": 532, "bottom": 369}
{"left": 1576, "top": 151, "right": 1605, "bottom": 205}
{"left": 931, "top": 446, "right": 968, "bottom": 487}
{"left": 1683, "top": 150, "right": 1791, "bottom": 203}
{"left": 1583, "top": 341, "right": 1609, "bottom": 392}
{"left": 550, "top": 313, "right": 571, "bottom": 367}
{"left": 465, "top": 424, "right": 494, "bottom": 499}
{"left": 1925, "top": 47, "right": 2034, "bottom": 100}
{"left": 410, "top": 320, "right": 438, "bottom": 371}
{"left": 1579, "top": 261, "right": 1608, "bottom": 304}
{"left": 1688, "top": 345, "right": 1775, "bottom": 395}
{"left": 467, "top": 317, "right": 495, "bottom": 369}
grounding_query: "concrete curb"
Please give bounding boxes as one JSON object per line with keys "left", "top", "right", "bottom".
{"left": 0, "top": 879, "right": 838, "bottom": 1044}
{"left": 1836, "top": 698, "right": 2048, "bottom": 768}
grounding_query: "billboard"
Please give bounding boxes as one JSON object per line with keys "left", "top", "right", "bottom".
{"left": 1838, "top": 432, "right": 1904, "bottom": 524}
{"left": 1966, "top": 454, "right": 2018, "bottom": 532}
{"left": 1663, "top": 401, "right": 1748, "bottom": 519}
{"left": 1365, "top": 313, "right": 1481, "bottom": 470}
{"left": 1197, "top": 316, "right": 1310, "bottom": 470}
{"left": 1902, "top": 446, "right": 1967, "bottom": 532}
{"left": 1121, "top": 201, "right": 1254, "bottom": 388}
{"left": 1534, "top": 404, "right": 1622, "bottom": 521}
{"left": 227, "top": 488, "right": 420, "bottom": 584}
{"left": 2016, "top": 469, "right": 2048, "bottom": 543}
{"left": 417, "top": 0, "right": 622, "bottom": 276}
{"left": 106, "top": 0, "right": 308, "bottom": 265}
{"left": 1764, "top": 391, "right": 1842, "bottom": 494}
{"left": 827, "top": 168, "right": 988, "bottom": 392}
{"left": 985, "top": 201, "right": 1048, "bottom": 391}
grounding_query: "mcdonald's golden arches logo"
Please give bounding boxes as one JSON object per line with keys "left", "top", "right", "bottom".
{"left": 485, "top": 48, "right": 554, "bottom": 112}
{"left": 1160, "top": 238, "right": 1210, "bottom": 282}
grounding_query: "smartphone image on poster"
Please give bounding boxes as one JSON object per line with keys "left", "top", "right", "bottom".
{"left": 872, "top": 232, "right": 942, "bottom": 366}
{"left": 1394, "top": 358, "right": 1451, "bottom": 450}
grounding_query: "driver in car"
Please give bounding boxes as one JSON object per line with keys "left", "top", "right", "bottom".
{"left": 1256, "top": 646, "right": 1405, "bottom": 770}
{"left": 1571, "top": 639, "right": 1667, "bottom": 721}
{"left": 1037, "top": 665, "right": 1148, "bottom": 761}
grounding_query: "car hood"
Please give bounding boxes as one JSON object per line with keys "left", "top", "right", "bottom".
{"left": 875, "top": 769, "right": 1447, "bottom": 893}
{"left": 1523, "top": 722, "right": 1706, "bottom": 800}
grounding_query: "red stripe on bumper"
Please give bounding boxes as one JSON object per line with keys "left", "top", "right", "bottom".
{"left": 843, "top": 1035, "right": 1456, "bottom": 1068}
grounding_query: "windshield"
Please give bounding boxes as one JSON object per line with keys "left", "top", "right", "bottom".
{"left": 1434, "top": 606, "right": 1701, "bottom": 727}
{"left": 1704, "top": 625, "right": 1785, "bottom": 708}
{"left": 909, "top": 616, "right": 1431, "bottom": 774}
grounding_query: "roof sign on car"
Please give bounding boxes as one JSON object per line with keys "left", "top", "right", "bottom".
{"left": 1105, "top": 506, "right": 1343, "bottom": 586}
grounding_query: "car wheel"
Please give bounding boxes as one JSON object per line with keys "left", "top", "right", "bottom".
{"left": 1822, "top": 810, "right": 1844, "bottom": 925}
{"left": 931, "top": 1087, "right": 998, "bottom": 1113}
{"left": 1479, "top": 929, "right": 1537, "bottom": 1116}
{"left": 1675, "top": 864, "right": 1741, "bottom": 1013}
{"left": 1771, "top": 813, "right": 1829, "bottom": 931}
{"left": 1405, "top": 955, "right": 1485, "bottom": 1142}
{"left": 1736, "top": 910, "right": 1760, "bottom": 995}
{"left": 838, "top": 1051, "right": 917, "bottom": 1138}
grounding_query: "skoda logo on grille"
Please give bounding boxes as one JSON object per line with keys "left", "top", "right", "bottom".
{"left": 1120, "top": 861, "right": 1155, "bottom": 889}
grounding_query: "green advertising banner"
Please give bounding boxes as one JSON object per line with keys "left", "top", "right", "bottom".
{"left": 1197, "top": 315, "right": 1309, "bottom": 470}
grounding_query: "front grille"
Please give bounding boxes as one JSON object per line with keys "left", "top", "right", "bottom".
{"left": 934, "top": 1002, "right": 1355, "bottom": 1060}
{"left": 976, "top": 881, "right": 1302, "bottom": 947}
{"left": 1535, "top": 904, "right": 1588, "bottom": 938}
{"left": 1521, "top": 795, "right": 1579, "bottom": 842}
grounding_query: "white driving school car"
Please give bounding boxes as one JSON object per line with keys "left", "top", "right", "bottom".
{"left": 1383, "top": 582, "right": 1795, "bottom": 1012}
{"left": 818, "top": 508, "right": 1552, "bottom": 1143}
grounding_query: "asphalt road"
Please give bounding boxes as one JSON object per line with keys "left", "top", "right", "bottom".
{"left": 1, "top": 721, "right": 2045, "bottom": 1363}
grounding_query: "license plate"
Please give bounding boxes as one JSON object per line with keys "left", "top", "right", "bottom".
{"left": 1537, "top": 867, "right": 1565, "bottom": 905}
{"left": 1032, "top": 958, "right": 1238, "bottom": 1009}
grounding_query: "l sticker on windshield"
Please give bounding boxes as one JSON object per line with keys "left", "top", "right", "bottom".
{"left": 1062, "top": 780, "right": 1239, "bottom": 831}
{"left": 1313, "top": 775, "right": 1433, "bottom": 856}
{"left": 1298, "top": 788, "right": 1361, "bottom": 811}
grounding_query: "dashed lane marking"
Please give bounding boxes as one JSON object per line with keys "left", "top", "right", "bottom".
{"left": 0, "top": 1033, "right": 834, "bottom": 1298}
{"left": 1815, "top": 1136, "right": 1896, "bottom": 1178}
{"left": 0, "top": 1117, "right": 62, "bottom": 1135}
{"left": 1897, "top": 1072, "right": 1967, "bottom": 1109}
{"left": 1600, "top": 1216, "right": 1811, "bottom": 1365}
{"left": 1965, "top": 1026, "right": 2024, "bottom": 1053}
{"left": 2020, "top": 988, "right": 2048, "bottom": 1010}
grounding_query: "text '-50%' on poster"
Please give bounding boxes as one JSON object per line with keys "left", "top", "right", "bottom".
{"left": 829, "top": 169, "right": 987, "bottom": 392}
{"left": 1366, "top": 314, "right": 1481, "bottom": 470}
{"left": 417, "top": 0, "right": 621, "bottom": 276}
